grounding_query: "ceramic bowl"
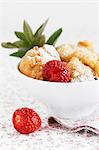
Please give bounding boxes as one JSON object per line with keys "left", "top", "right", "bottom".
{"left": 16, "top": 63, "right": 99, "bottom": 119}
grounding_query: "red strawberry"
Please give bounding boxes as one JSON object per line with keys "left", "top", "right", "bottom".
{"left": 12, "top": 107, "right": 41, "bottom": 134}
{"left": 43, "top": 60, "right": 71, "bottom": 82}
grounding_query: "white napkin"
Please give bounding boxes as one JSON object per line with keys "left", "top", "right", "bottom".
{"left": 48, "top": 104, "right": 99, "bottom": 135}
{"left": 28, "top": 101, "right": 99, "bottom": 135}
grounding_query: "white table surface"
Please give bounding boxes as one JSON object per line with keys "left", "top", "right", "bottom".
{"left": 0, "top": 50, "right": 99, "bottom": 150}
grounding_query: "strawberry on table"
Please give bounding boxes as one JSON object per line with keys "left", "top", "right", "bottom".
{"left": 12, "top": 107, "right": 41, "bottom": 134}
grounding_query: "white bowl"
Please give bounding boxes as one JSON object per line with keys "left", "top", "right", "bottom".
{"left": 16, "top": 63, "right": 99, "bottom": 119}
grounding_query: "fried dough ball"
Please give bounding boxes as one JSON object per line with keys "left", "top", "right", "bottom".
{"left": 95, "top": 61, "right": 99, "bottom": 76}
{"left": 56, "top": 43, "right": 75, "bottom": 62}
{"left": 77, "top": 41, "right": 94, "bottom": 51}
{"left": 67, "top": 57, "right": 95, "bottom": 80}
{"left": 19, "top": 44, "right": 60, "bottom": 80}
{"left": 73, "top": 46, "right": 98, "bottom": 69}
{"left": 57, "top": 41, "right": 99, "bottom": 76}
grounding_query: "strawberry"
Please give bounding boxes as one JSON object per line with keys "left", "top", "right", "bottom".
{"left": 12, "top": 107, "right": 41, "bottom": 134}
{"left": 43, "top": 60, "right": 71, "bottom": 82}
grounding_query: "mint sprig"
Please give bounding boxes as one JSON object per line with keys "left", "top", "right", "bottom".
{"left": 1, "top": 19, "right": 62, "bottom": 58}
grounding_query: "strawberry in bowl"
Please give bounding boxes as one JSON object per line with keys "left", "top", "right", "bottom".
{"left": 42, "top": 60, "right": 71, "bottom": 82}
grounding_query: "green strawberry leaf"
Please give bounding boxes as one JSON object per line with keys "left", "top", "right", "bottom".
{"left": 46, "top": 28, "right": 62, "bottom": 45}
{"left": 35, "top": 19, "right": 48, "bottom": 37}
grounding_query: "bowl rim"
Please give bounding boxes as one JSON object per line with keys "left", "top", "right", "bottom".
{"left": 17, "top": 63, "right": 99, "bottom": 86}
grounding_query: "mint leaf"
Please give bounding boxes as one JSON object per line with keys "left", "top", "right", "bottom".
{"left": 46, "top": 28, "right": 62, "bottom": 45}
{"left": 13, "top": 40, "right": 29, "bottom": 48}
{"left": 35, "top": 19, "right": 48, "bottom": 37}
{"left": 33, "top": 35, "right": 45, "bottom": 47}
{"left": 1, "top": 40, "right": 31, "bottom": 49}
{"left": 1, "top": 42, "right": 18, "bottom": 48}
{"left": 23, "top": 20, "right": 34, "bottom": 44}
{"left": 14, "top": 31, "right": 29, "bottom": 44}
{"left": 10, "top": 50, "right": 28, "bottom": 58}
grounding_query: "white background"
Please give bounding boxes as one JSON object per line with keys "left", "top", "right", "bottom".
{"left": 0, "top": 2, "right": 99, "bottom": 149}
{"left": 0, "top": 1, "right": 99, "bottom": 49}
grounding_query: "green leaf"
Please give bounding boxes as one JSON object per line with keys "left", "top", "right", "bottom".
{"left": 10, "top": 50, "right": 28, "bottom": 58}
{"left": 13, "top": 40, "right": 29, "bottom": 48}
{"left": 35, "top": 19, "right": 48, "bottom": 37}
{"left": 14, "top": 31, "right": 29, "bottom": 44}
{"left": 23, "top": 20, "right": 34, "bottom": 44}
{"left": 38, "top": 35, "right": 45, "bottom": 46}
{"left": 46, "top": 28, "right": 62, "bottom": 45}
{"left": 33, "top": 35, "right": 45, "bottom": 47}
{"left": 1, "top": 19, "right": 62, "bottom": 59}
{"left": 1, "top": 42, "right": 18, "bottom": 48}
{"left": 1, "top": 40, "right": 31, "bottom": 49}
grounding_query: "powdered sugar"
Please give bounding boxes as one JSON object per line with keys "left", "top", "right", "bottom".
{"left": 39, "top": 44, "right": 60, "bottom": 63}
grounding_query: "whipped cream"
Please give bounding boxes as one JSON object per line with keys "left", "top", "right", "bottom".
{"left": 38, "top": 44, "right": 60, "bottom": 64}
